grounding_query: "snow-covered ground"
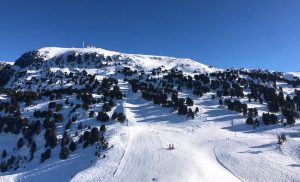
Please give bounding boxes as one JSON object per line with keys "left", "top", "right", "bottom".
{"left": 1, "top": 47, "right": 300, "bottom": 182}
{"left": 285, "top": 72, "right": 300, "bottom": 80}
{"left": 70, "top": 89, "right": 300, "bottom": 182}
{"left": 37, "top": 47, "right": 220, "bottom": 74}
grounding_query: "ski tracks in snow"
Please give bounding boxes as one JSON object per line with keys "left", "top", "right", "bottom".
{"left": 111, "top": 96, "right": 241, "bottom": 182}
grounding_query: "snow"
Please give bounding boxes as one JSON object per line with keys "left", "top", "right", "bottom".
{"left": 1, "top": 47, "right": 300, "bottom": 182}
{"left": 36, "top": 47, "right": 220, "bottom": 74}
{"left": 49, "top": 67, "right": 71, "bottom": 73}
{"left": 70, "top": 90, "right": 300, "bottom": 182}
{"left": 111, "top": 96, "right": 239, "bottom": 182}
{"left": 0, "top": 94, "right": 8, "bottom": 100}
{"left": 38, "top": 47, "right": 119, "bottom": 60}
{"left": 285, "top": 72, "right": 300, "bottom": 80}
{"left": 0, "top": 61, "right": 14, "bottom": 65}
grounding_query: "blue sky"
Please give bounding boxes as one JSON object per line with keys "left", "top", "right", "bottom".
{"left": 0, "top": 0, "right": 300, "bottom": 71}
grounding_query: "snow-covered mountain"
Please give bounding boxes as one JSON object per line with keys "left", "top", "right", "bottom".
{"left": 13, "top": 47, "right": 219, "bottom": 73}
{"left": 0, "top": 47, "right": 300, "bottom": 182}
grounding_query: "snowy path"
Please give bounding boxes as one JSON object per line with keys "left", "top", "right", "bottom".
{"left": 111, "top": 95, "right": 241, "bottom": 182}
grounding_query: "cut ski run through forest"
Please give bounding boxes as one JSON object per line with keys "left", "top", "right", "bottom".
{"left": 72, "top": 79, "right": 300, "bottom": 182}
{"left": 113, "top": 95, "right": 239, "bottom": 182}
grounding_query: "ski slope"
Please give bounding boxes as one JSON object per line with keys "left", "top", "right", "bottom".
{"left": 71, "top": 85, "right": 300, "bottom": 182}
{"left": 70, "top": 86, "right": 238, "bottom": 182}
{"left": 113, "top": 97, "right": 239, "bottom": 182}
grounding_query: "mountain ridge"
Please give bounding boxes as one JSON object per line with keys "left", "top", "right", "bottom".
{"left": 11, "top": 47, "right": 219, "bottom": 72}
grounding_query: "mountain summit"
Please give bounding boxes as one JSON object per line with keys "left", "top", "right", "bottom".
{"left": 13, "top": 47, "right": 218, "bottom": 73}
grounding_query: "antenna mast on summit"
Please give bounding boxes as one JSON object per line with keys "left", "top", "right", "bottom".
{"left": 82, "top": 41, "right": 85, "bottom": 48}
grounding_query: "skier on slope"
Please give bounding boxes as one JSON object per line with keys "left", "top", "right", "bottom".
{"left": 167, "top": 144, "right": 175, "bottom": 150}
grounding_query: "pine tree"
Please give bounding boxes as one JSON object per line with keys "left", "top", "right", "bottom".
{"left": 97, "top": 111, "right": 109, "bottom": 122}
{"left": 17, "top": 138, "right": 24, "bottom": 149}
{"left": 246, "top": 117, "right": 253, "bottom": 125}
{"left": 44, "top": 129, "right": 57, "bottom": 148}
{"left": 90, "top": 127, "right": 100, "bottom": 145}
{"left": 186, "top": 97, "right": 194, "bottom": 106}
{"left": 89, "top": 111, "right": 95, "bottom": 118}
{"left": 61, "top": 131, "right": 70, "bottom": 147}
{"left": 2, "top": 149, "right": 7, "bottom": 158}
{"left": 117, "top": 113, "right": 126, "bottom": 123}
{"left": 40, "top": 149, "right": 51, "bottom": 163}
{"left": 100, "top": 125, "right": 106, "bottom": 132}
{"left": 219, "top": 99, "right": 223, "bottom": 105}
{"left": 59, "top": 147, "right": 69, "bottom": 160}
{"left": 69, "top": 141, "right": 77, "bottom": 152}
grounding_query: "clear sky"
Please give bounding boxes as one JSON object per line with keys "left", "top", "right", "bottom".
{"left": 0, "top": 0, "right": 300, "bottom": 71}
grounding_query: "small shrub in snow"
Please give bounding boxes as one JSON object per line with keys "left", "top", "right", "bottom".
{"left": 277, "top": 134, "right": 287, "bottom": 145}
